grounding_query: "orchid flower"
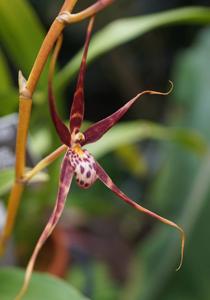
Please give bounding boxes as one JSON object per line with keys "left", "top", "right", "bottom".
{"left": 16, "top": 16, "right": 185, "bottom": 300}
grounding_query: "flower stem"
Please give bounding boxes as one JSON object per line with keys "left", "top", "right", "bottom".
{"left": 67, "top": 0, "right": 114, "bottom": 23}
{"left": 15, "top": 98, "right": 32, "bottom": 179}
{"left": 27, "top": 0, "right": 78, "bottom": 94}
{"left": 0, "top": 0, "right": 115, "bottom": 256}
{"left": 0, "top": 0, "right": 78, "bottom": 255}
{"left": 23, "top": 145, "right": 67, "bottom": 183}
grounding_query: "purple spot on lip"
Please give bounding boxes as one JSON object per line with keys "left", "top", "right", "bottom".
{"left": 84, "top": 183, "right": 89, "bottom": 188}
{"left": 89, "top": 164, "right": 92, "bottom": 169}
{"left": 80, "top": 166, "right": 85, "bottom": 174}
{"left": 86, "top": 171, "right": 91, "bottom": 178}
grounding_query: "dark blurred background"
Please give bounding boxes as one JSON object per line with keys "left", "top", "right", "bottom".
{"left": 29, "top": 0, "right": 210, "bottom": 122}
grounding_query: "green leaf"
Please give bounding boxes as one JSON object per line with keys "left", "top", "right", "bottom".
{"left": 68, "top": 262, "right": 120, "bottom": 300}
{"left": 115, "top": 145, "right": 148, "bottom": 177}
{"left": 0, "top": 0, "right": 45, "bottom": 78}
{"left": 86, "top": 120, "right": 207, "bottom": 159}
{"left": 0, "top": 267, "right": 89, "bottom": 300}
{"left": 0, "top": 50, "right": 12, "bottom": 91}
{"left": 0, "top": 89, "right": 19, "bottom": 116}
{"left": 122, "top": 27, "right": 210, "bottom": 300}
{"left": 122, "top": 153, "right": 210, "bottom": 300}
{"left": 0, "top": 50, "right": 18, "bottom": 115}
{"left": 0, "top": 168, "right": 14, "bottom": 196}
{"left": 55, "top": 6, "right": 210, "bottom": 92}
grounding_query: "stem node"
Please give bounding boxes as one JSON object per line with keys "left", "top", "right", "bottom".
{"left": 18, "top": 71, "right": 31, "bottom": 99}
{"left": 56, "top": 11, "right": 72, "bottom": 24}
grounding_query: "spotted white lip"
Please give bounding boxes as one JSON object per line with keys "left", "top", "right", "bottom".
{"left": 68, "top": 148, "right": 97, "bottom": 189}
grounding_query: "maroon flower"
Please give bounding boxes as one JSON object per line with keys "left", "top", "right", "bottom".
{"left": 17, "top": 16, "right": 185, "bottom": 299}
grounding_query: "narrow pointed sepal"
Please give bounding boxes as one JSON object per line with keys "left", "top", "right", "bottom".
{"left": 70, "top": 17, "right": 95, "bottom": 133}
{"left": 95, "top": 160, "right": 185, "bottom": 271}
{"left": 48, "top": 35, "right": 71, "bottom": 146}
{"left": 15, "top": 153, "right": 74, "bottom": 300}
{"left": 83, "top": 82, "right": 173, "bottom": 145}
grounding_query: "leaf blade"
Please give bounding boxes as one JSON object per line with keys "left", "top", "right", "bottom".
{"left": 0, "top": 0, "right": 45, "bottom": 76}
{"left": 0, "top": 267, "right": 89, "bottom": 300}
{"left": 55, "top": 6, "right": 210, "bottom": 92}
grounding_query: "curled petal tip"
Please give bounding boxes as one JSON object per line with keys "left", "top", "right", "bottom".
{"left": 95, "top": 162, "right": 185, "bottom": 272}
{"left": 176, "top": 226, "right": 185, "bottom": 271}
{"left": 149, "top": 80, "right": 174, "bottom": 96}
{"left": 167, "top": 80, "right": 174, "bottom": 94}
{"left": 83, "top": 80, "right": 174, "bottom": 145}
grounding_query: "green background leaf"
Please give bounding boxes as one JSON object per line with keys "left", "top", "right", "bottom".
{"left": 55, "top": 6, "right": 210, "bottom": 92}
{"left": 0, "top": 0, "right": 46, "bottom": 84}
{"left": 122, "top": 27, "right": 210, "bottom": 300}
{"left": 0, "top": 169, "right": 14, "bottom": 197}
{"left": 0, "top": 267, "right": 89, "bottom": 300}
{"left": 87, "top": 121, "right": 207, "bottom": 159}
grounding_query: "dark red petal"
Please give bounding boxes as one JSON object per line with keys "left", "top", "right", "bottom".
{"left": 48, "top": 35, "right": 71, "bottom": 146}
{"left": 95, "top": 160, "right": 184, "bottom": 271}
{"left": 16, "top": 153, "right": 74, "bottom": 299}
{"left": 70, "top": 17, "right": 95, "bottom": 133}
{"left": 83, "top": 83, "right": 173, "bottom": 145}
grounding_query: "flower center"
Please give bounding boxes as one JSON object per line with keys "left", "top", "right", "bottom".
{"left": 71, "top": 130, "right": 85, "bottom": 146}
{"left": 68, "top": 147, "right": 97, "bottom": 189}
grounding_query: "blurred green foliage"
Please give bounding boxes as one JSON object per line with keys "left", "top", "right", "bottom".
{"left": 0, "top": 267, "right": 89, "bottom": 300}
{"left": 55, "top": 6, "right": 210, "bottom": 92}
{"left": 1, "top": 0, "right": 210, "bottom": 299}
{"left": 147, "top": 28, "right": 210, "bottom": 300}
{"left": 122, "top": 27, "right": 210, "bottom": 300}
{"left": 0, "top": 169, "right": 14, "bottom": 197}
